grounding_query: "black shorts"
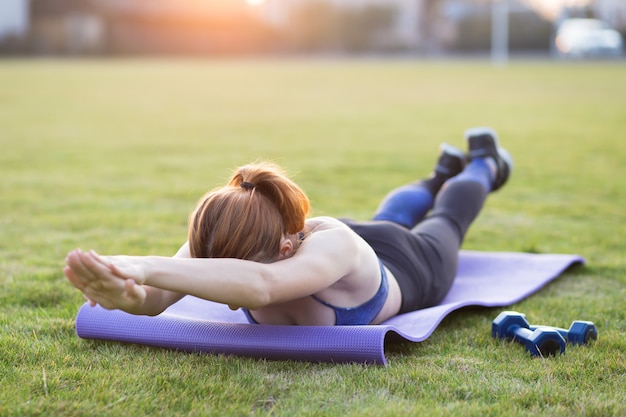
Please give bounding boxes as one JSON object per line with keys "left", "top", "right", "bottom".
{"left": 342, "top": 180, "right": 487, "bottom": 314}
{"left": 341, "top": 218, "right": 459, "bottom": 314}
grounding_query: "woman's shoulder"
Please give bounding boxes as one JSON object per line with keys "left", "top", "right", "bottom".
{"left": 305, "top": 216, "right": 348, "bottom": 232}
{"left": 298, "top": 217, "right": 362, "bottom": 263}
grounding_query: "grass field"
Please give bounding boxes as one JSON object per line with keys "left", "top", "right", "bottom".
{"left": 0, "top": 58, "right": 624, "bottom": 416}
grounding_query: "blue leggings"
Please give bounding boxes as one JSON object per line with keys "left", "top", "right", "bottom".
{"left": 342, "top": 159, "right": 494, "bottom": 313}
{"left": 373, "top": 158, "right": 493, "bottom": 228}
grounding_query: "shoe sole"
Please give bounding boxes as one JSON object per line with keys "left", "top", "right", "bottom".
{"left": 440, "top": 142, "right": 466, "bottom": 159}
{"left": 464, "top": 127, "right": 513, "bottom": 191}
{"left": 437, "top": 143, "right": 466, "bottom": 176}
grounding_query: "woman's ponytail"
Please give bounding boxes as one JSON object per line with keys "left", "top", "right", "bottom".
{"left": 189, "top": 162, "right": 310, "bottom": 262}
{"left": 229, "top": 162, "right": 310, "bottom": 235}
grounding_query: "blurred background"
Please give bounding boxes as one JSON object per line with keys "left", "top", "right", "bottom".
{"left": 1, "top": 0, "right": 624, "bottom": 60}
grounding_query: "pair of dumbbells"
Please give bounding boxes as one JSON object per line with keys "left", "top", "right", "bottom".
{"left": 492, "top": 311, "right": 598, "bottom": 357}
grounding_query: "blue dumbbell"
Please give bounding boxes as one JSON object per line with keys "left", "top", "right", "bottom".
{"left": 492, "top": 311, "right": 566, "bottom": 357}
{"left": 529, "top": 321, "right": 597, "bottom": 345}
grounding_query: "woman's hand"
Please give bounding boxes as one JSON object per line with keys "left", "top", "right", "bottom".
{"left": 64, "top": 249, "right": 147, "bottom": 312}
{"left": 93, "top": 252, "right": 149, "bottom": 285}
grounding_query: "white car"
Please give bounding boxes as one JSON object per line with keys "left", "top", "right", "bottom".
{"left": 555, "top": 18, "right": 624, "bottom": 58}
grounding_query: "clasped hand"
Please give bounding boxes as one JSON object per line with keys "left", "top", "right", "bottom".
{"left": 64, "top": 249, "right": 147, "bottom": 312}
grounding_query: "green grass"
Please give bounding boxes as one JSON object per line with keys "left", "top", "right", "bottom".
{"left": 1, "top": 58, "right": 624, "bottom": 416}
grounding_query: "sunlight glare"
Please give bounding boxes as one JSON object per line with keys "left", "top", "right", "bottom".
{"left": 246, "top": 0, "right": 265, "bottom": 6}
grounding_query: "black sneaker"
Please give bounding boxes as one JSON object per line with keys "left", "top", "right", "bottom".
{"left": 435, "top": 143, "right": 466, "bottom": 178}
{"left": 464, "top": 127, "right": 513, "bottom": 191}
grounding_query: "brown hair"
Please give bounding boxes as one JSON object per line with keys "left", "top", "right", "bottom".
{"left": 188, "top": 162, "right": 310, "bottom": 263}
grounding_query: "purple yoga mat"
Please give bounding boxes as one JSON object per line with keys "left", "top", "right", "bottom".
{"left": 75, "top": 250, "right": 584, "bottom": 365}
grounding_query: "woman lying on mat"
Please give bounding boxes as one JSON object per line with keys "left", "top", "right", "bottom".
{"left": 65, "top": 127, "right": 512, "bottom": 326}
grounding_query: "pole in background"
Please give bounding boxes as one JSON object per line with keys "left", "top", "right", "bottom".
{"left": 491, "top": 0, "right": 509, "bottom": 65}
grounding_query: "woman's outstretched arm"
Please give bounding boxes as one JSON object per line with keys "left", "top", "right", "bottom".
{"left": 64, "top": 244, "right": 190, "bottom": 316}
{"left": 65, "top": 219, "right": 362, "bottom": 314}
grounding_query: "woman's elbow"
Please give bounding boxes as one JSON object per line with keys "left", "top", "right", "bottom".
{"left": 245, "top": 292, "right": 271, "bottom": 310}
{"left": 245, "top": 268, "right": 274, "bottom": 309}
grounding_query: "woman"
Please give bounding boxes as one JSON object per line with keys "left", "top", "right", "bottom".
{"left": 65, "top": 127, "right": 512, "bottom": 326}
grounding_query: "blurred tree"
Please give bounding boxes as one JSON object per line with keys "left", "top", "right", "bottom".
{"left": 336, "top": 5, "right": 396, "bottom": 52}
{"left": 287, "top": 1, "right": 395, "bottom": 53}
{"left": 287, "top": 1, "right": 336, "bottom": 51}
